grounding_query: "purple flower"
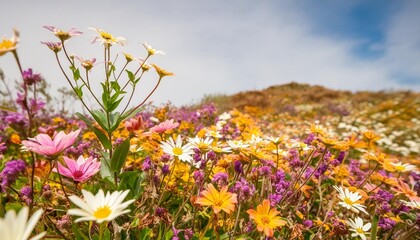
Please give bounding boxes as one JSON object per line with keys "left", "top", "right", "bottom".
{"left": 0, "top": 159, "right": 26, "bottom": 191}
{"left": 268, "top": 193, "right": 282, "bottom": 206}
{"left": 22, "top": 68, "right": 42, "bottom": 86}
{"left": 30, "top": 98, "right": 45, "bottom": 113}
{"left": 162, "top": 164, "right": 170, "bottom": 175}
{"left": 231, "top": 178, "right": 255, "bottom": 201}
{"left": 304, "top": 133, "right": 315, "bottom": 145}
{"left": 378, "top": 217, "right": 396, "bottom": 231}
{"left": 234, "top": 160, "right": 243, "bottom": 174}
{"left": 141, "top": 156, "right": 152, "bottom": 171}
{"left": 371, "top": 190, "right": 394, "bottom": 203}
{"left": 258, "top": 166, "right": 271, "bottom": 177}
{"left": 20, "top": 186, "right": 32, "bottom": 205}
{"left": 183, "top": 229, "right": 193, "bottom": 240}
{"left": 193, "top": 170, "right": 204, "bottom": 186}
{"left": 303, "top": 220, "right": 313, "bottom": 228}
{"left": 212, "top": 172, "right": 228, "bottom": 188}
{"left": 161, "top": 153, "right": 171, "bottom": 163}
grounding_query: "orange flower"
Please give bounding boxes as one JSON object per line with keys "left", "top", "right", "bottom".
{"left": 195, "top": 183, "right": 237, "bottom": 214}
{"left": 247, "top": 199, "right": 287, "bottom": 237}
{"left": 392, "top": 179, "right": 420, "bottom": 201}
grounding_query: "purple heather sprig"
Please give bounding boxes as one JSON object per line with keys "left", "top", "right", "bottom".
{"left": 0, "top": 159, "right": 26, "bottom": 191}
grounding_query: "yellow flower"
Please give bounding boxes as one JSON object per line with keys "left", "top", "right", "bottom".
{"left": 195, "top": 183, "right": 237, "bottom": 214}
{"left": 10, "top": 133, "right": 21, "bottom": 144}
{"left": 247, "top": 199, "right": 287, "bottom": 237}
{"left": 0, "top": 29, "right": 19, "bottom": 56}
{"left": 151, "top": 64, "right": 175, "bottom": 78}
{"left": 89, "top": 27, "right": 127, "bottom": 46}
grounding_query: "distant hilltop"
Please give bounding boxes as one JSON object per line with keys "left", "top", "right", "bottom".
{"left": 198, "top": 82, "right": 419, "bottom": 117}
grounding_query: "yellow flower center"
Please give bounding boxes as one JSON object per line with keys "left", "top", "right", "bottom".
{"left": 343, "top": 197, "right": 354, "bottom": 205}
{"left": 56, "top": 31, "right": 71, "bottom": 41}
{"left": 356, "top": 227, "right": 365, "bottom": 234}
{"left": 0, "top": 40, "right": 14, "bottom": 49}
{"left": 93, "top": 206, "right": 112, "bottom": 219}
{"left": 395, "top": 165, "right": 405, "bottom": 172}
{"left": 173, "top": 147, "right": 183, "bottom": 156}
{"left": 214, "top": 200, "right": 223, "bottom": 207}
{"left": 261, "top": 216, "right": 270, "bottom": 225}
{"left": 100, "top": 31, "right": 113, "bottom": 41}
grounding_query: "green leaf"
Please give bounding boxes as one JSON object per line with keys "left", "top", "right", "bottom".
{"left": 92, "top": 127, "right": 112, "bottom": 149}
{"left": 126, "top": 70, "right": 135, "bottom": 82}
{"left": 108, "top": 97, "right": 124, "bottom": 112}
{"left": 110, "top": 138, "right": 131, "bottom": 174}
{"left": 100, "top": 152, "right": 114, "bottom": 182}
{"left": 74, "top": 86, "right": 83, "bottom": 98}
{"left": 73, "top": 68, "right": 80, "bottom": 81}
{"left": 91, "top": 110, "right": 110, "bottom": 132}
{"left": 76, "top": 112, "right": 111, "bottom": 149}
{"left": 111, "top": 81, "right": 121, "bottom": 92}
{"left": 118, "top": 171, "right": 145, "bottom": 198}
{"left": 138, "top": 227, "right": 152, "bottom": 240}
{"left": 75, "top": 112, "right": 93, "bottom": 127}
{"left": 164, "top": 230, "right": 174, "bottom": 240}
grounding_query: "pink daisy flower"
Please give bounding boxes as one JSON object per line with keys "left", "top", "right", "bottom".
{"left": 56, "top": 156, "right": 100, "bottom": 183}
{"left": 21, "top": 130, "right": 80, "bottom": 157}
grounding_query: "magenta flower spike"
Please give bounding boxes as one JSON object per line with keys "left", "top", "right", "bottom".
{"left": 56, "top": 156, "right": 100, "bottom": 183}
{"left": 21, "top": 130, "right": 81, "bottom": 157}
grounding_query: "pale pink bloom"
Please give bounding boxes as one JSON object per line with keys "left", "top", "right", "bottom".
{"left": 41, "top": 41, "right": 62, "bottom": 53}
{"left": 56, "top": 156, "right": 100, "bottom": 182}
{"left": 75, "top": 56, "right": 97, "bottom": 71}
{"left": 43, "top": 25, "right": 82, "bottom": 41}
{"left": 21, "top": 130, "right": 80, "bottom": 157}
{"left": 149, "top": 119, "right": 179, "bottom": 134}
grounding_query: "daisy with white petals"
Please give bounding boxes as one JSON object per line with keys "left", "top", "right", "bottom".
{"left": 333, "top": 185, "right": 368, "bottom": 214}
{"left": 346, "top": 217, "right": 371, "bottom": 240}
{"left": 68, "top": 189, "right": 135, "bottom": 223}
{"left": 161, "top": 135, "right": 195, "bottom": 164}
{"left": 0, "top": 207, "right": 45, "bottom": 240}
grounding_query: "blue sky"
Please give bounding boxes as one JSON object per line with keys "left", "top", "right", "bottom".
{"left": 1, "top": 1, "right": 419, "bottom": 109}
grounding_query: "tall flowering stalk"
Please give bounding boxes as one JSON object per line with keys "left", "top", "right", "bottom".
{"left": 43, "top": 26, "right": 174, "bottom": 187}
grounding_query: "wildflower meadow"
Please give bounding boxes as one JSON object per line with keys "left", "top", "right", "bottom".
{"left": 0, "top": 26, "right": 419, "bottom": 240}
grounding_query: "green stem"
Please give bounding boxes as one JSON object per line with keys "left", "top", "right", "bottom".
{"left": 371, "top": 214, "right": 379, "bottom": 240}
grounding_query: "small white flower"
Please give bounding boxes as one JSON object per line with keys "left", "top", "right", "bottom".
{"left": 68, "top": 189, "right": 135, "bottom": 223}
{"left": 188, "top": 136, "right": 213, "bottom": 152}
{"left": 391, "top": 162, "right": 417, "bottom": 172}
{"left": 142, "top": 42, "right": 165, "bottom": 56}
{"left": 161, "top": 135, "right": 195, "bottom": 164}
{"left": 227, "top": 140, "right": 250, "bottom": 150}
{"left": 333, "top": 186, "right": 368, "bottom": 214}
{"left": 0, "top": 207, "right": 45, "bottom": 240}
{"left": 346, "top": 217, "right": 371, "bottom": 240}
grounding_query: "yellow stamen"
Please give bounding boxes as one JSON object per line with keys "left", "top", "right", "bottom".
{"left": 173, "top": 147, "right": 183, "bottom": 156}
{"left": 94, "top": 206, "right": 111, "bottom": 219}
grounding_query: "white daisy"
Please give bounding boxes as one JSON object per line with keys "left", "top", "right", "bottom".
{"left": 333, "top": 186, "right": 368, "bottom": 214}
{"left": 160, "top": 135, "right": 194, "bottom": 164}
{"left": 188, "top": 136, "right": 213, "bottom": 152}
{"left": 391, "top": 162, "right": 417, "bottom": 172}
{"left": 346, "top": 217, "right": 371, "bottom": 240}
{"left": 0, "top": 207, "right": 45, "bottom": 240}
{"left": 142, "top": 42, "right": 165, "bottom": 56}
{"left": 227, "top": 140, "right": 250, "bottom": 150}
{"left": 68, "top": 189, "right": 135, "bottom": 223}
